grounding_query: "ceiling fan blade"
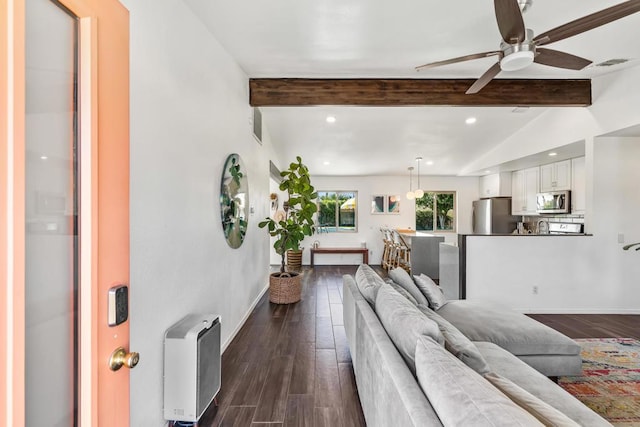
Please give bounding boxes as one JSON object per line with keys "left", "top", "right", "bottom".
{"left": 534, "top": 0, "right": 640, "bottom": 46}
{"left": 416, "top": 51, "right": 501, "bottom": 71}
{"left": 494, "top": 0, "right": 526, "bottom": 43}
{"left": 466, "top": 62, "right": 502, "bottom": 94}
{"left": 535, "top": 48, "right": 592, "bottom": 70}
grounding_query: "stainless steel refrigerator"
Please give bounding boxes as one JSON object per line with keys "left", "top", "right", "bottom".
{"left": 472, "top": 197, "right": 518, "bottom": 234}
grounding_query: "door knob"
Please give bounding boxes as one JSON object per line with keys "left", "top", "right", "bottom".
{"left": 109, "top": 346, "right": 140, "bottom": 371}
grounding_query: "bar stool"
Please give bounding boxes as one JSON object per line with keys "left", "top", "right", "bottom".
{"left": 380, "top": 228, "right": 394, "bottom": 270}
{"left": 391, "top": 230, "right": 411, "bottom": 274}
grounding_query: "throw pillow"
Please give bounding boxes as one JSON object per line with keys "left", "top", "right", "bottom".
{"left": 386, "top": 279, "right": 418, "bottom": 305}
{"left": 484, "top": 372, "right": 580, "bottom": 427}
{"left": 375, "top": 284, "right": 444, "bottom": 374}
{"left": 413, "top": 274, "right": 447, "bottom": 310}
{"left": 415, "top": 336, "right": 544, "bottom": 427}
{"left": 417, "top": 304, "right": 490, "bottom": 374}
{"left": 354, "top": 264, "right": 385, "bottom": 306}
{"left": 388, "top": 267, "right": 429, "bottom": 306}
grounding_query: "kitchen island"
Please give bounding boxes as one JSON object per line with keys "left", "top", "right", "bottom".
{"left": 397, "top": 230, "right": 444, "bottom": 279}
{"left": 456, "top": 233, "right": 598, "bottom": 313}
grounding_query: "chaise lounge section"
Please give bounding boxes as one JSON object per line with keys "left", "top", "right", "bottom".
{"left": 437, "top": 299, "right": 582, "bottom": 377}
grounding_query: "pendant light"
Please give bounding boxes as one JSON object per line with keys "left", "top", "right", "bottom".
{"left": 414, "top": 157, "right": 424, "bottom": 199}
{"left": 406, "top": 166, "right": 415, "bottom": 200}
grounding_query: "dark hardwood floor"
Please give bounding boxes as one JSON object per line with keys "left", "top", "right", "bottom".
{"left": 200, "top": 265, "right": 364, "bottom": 427}
{"left": 527, "top": 313, "right": 640, "bottom": 340}
{"left": 200, "top": 265, "right": 640, "bottom": 426}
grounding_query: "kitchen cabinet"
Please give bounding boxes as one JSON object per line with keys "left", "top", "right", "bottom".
{"left": 540, "top": 160, "right": 571, "bottom": 192}
{"left": 479, "top": 172, "right": 512, "bottom": 197}
{"left": 571, "top": 156, "right": 586, "bottom": 214}
{"left": 511, "top": 167, "right": 539, "bottom": 215}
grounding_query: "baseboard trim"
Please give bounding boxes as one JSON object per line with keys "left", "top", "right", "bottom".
{"left": 520, "top": 308, "right": 640, "bottom": 315}
{"left": 221, "top": 283, "right": 269, "bottom": 353}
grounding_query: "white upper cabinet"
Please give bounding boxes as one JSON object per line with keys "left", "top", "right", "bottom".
{"left": 511, "top": 170, "right": 525, "bottom": 215}
{"left": 480, "top": 172, "right": 512, "bottom": 198}
{"left": 511, "top": 167, "right": 539, "bottom": 215}
{"left": 571, "top": 157, "right": 586, "bottom": 214}
{"left": 540, "top": 159, "right": 572, "bottom": 192}
{"left": 523, "top": 167, "right": 540, "bottom": 215}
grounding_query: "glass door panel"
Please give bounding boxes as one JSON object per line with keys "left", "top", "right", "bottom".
{"left": 25, "top": 0, "right": 78, "bottom": 425}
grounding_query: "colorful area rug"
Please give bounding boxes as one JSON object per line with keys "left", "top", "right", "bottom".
{"left": 559, "top": 338, "right": 640, "bottom": 426}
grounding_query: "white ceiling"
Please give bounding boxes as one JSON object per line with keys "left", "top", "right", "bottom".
{"left": 184, "top": 0, "right": 640, "bottom": 176}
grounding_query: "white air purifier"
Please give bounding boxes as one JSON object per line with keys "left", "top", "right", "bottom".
{"left": 163, "top": 314, "right": 221, "bottom": 422}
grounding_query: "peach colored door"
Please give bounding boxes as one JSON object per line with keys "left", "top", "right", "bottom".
{"left": 1, "top": 0, "right": 130, "bottom": 426}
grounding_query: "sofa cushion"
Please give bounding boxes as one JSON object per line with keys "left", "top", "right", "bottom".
{"left": 483, "top": 372, "right": 580, "bottom": 427}
{"left": 417, "top": 305, "right": 490, "bottom": 375}
{"left": 413, "top": 274, "right": 447, "bottom": 310}
{"left": 475, "top": 341, "right": 612, "bottom": 426}
{"left": 355, "top": 264, "right": 385, "bottom": 305}
{"left": 386, "top": 279, "right": 418, "bottom": 305}
{"left": 437, "top": 300, "right": 580, "bottom": 356}
{"left": 388, "top": 268, "right": 428, "bottom": 306}
{"left": 375, "top": 284, "right": 444, "bottom": 374}
{"left": 352, "top": 297, "right": 444, "bottom": 426}
{"left": 515, "top": 354, "right": 582, "bottom": 377}
{"left": 415, "top": 336, "right": 544, "bottom": 427}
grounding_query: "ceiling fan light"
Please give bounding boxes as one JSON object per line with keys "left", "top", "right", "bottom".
{"left": 500, "top": 50, "right": 534, "bottom": 71}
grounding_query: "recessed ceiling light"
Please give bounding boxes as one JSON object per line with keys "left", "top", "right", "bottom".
{"left": 485, "top": 170, "right": 492, "bottom": 174}
{"left": 549, "top": 152, "right": 558, "bottom": 157}
{"left": 323, "top": 161, "right": 330, "bottom": 165}
{"left": 426, "top": 161, "right": 434, "bottom": 166}
{"left": 40, "top": 155, "right": 48, "bottom": 160}
{"left": 326, "top": 116, "right": 336, "bottom": 123}
{"left": 465, "top": 117, "right": 477, "bottom": 125}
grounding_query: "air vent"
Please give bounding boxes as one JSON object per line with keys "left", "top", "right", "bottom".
{"left": 595, "top": 58, "right": 630, "bottom": 67}
{"left": 252, "top": 107, "right": 262, "bottom": 144}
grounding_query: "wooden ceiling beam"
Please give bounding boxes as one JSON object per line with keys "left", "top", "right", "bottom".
{"left": 249, "top": 78, "right": 591, "bottom": 107}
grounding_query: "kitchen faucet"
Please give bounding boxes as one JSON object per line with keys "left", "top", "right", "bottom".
{"left": 537, "top": 219, "right": 549, "bottom": 234}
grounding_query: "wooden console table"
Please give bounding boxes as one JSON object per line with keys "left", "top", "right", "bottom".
{"left": 310, "top": 247, "right": 368, "bottom": 267}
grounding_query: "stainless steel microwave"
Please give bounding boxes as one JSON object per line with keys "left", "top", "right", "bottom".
{"left": 536, "top": 190, "right": 571, "bottom": 214}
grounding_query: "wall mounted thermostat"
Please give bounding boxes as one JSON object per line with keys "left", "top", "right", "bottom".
{"left": 108, "top": 285, "right": 128, "bottom": 327}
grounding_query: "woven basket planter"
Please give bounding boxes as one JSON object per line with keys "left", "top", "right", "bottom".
{"left": 286, "top": 249, "right": 303, "bottom": 273}
{"left": 269, "top": 272, "right": 302, "bottom": 304}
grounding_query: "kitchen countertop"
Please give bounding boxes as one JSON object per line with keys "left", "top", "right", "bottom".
{"left": 396, "top": 230, "right": 438, "bottom": 237}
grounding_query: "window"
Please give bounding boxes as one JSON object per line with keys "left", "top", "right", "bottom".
{"left": 317, "top": 191, "right": 358, "bottom": 232}
{"left": 415, "top": 192, "right": 456, "bottom": 232}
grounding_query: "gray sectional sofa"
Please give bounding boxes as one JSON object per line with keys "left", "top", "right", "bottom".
{"left": 343, "top": 265, "right": 611, "bottom": 426}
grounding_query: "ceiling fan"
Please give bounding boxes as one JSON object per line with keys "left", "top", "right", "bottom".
{"left": 415, "top": 0, "right": 640, "bottom": 94}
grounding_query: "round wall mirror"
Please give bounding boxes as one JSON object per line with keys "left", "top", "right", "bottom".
{"left": 220, "top": 153, "right": 249, "bottom": 248}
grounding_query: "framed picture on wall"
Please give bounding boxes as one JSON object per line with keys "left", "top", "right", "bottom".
{"left": 387, "top": 195, "right": 400, "bottom": 214}
{"left": 371, "top": 195, "right": 385, "bottom": 214}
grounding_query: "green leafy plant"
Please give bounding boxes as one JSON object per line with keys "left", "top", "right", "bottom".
{"left": 259, "top": 156, "right": 317, "bottom": 274}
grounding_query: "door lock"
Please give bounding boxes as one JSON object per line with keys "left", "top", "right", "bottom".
{"left": 109, "top": 347, "right": 140, "bottom": 371}
{"left": 108, "top": 285, "right": 128, "bottom": 326}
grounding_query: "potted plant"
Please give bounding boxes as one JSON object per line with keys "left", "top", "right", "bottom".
{"left": 259, "top": 156, "right": 317, "bottom": 304}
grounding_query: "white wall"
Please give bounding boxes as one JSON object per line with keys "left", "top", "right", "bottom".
{"left": 465, "top": 137, "right": 640, "bottom": 313}
{"left": 124, "top": 0, "right": 278, "bottom": 424}
{"left": 590, "top": 137, "right": 640, "bottom": 303}
{"left": 461, "top": 65, "right": 640, "bottom": 175}
{"left": 287, "top": 175, "right": 479, "bottom": 266}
